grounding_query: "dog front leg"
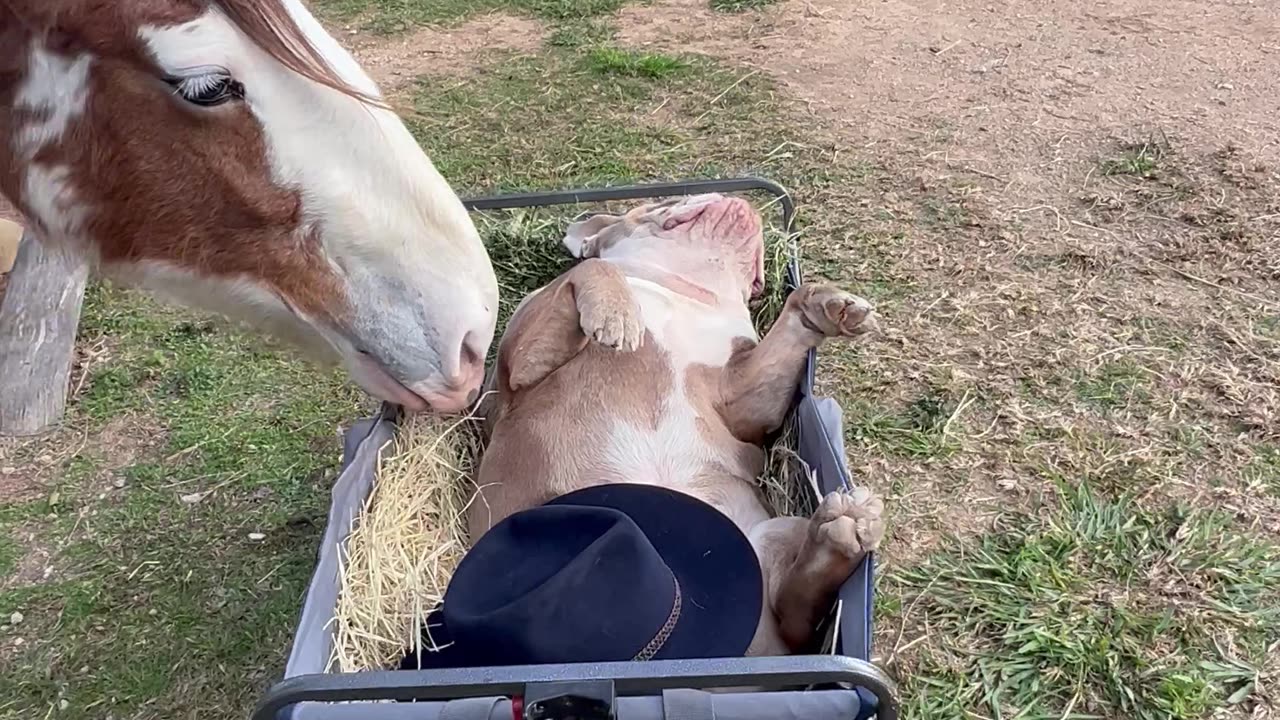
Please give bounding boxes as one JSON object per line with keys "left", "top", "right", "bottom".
{"left": 720, "top": 283, "right": 878, "bottom": 444}
{"left": 502, "top": 259, "right": 644, "bottom": 392}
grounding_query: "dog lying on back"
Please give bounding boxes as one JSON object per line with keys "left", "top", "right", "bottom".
{"left": 471, "top": 194, "right": 885, "bottom": 655}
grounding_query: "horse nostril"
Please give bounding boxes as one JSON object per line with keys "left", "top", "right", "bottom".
{"left": 463, "top": 330, "right": 489, "bottom": 368}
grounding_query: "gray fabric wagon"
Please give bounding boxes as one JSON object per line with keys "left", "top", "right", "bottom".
{"left": 252, "top": 178, "right": 901, "bottom": 720}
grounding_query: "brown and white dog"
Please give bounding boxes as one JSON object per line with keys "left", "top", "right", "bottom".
{"left": 470, "top": 194, "right": 886, "bottom": 656}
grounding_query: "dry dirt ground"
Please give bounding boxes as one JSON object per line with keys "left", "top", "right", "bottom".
{"left": 344, "top": 12, "right": 546, "bottom": 90}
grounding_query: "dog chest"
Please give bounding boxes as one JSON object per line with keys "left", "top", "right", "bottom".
{"left": 625, "top": 276, "right": 756, "bottom": 370}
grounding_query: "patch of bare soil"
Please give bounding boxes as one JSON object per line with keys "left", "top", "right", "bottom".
{"left": 617, "top": 0, "right": 1280, "bottom": 562}
{"left": 344, "top": 12, "right": 546, "bottom": 92}
{"left": 620, "top": 0, "right": 1280, "bottom": 168}
{"left": 1, "top": 523, "right": 56, "bottom": 590}
{"left": 0, "top": 415, "right": 165, "bottom": 504}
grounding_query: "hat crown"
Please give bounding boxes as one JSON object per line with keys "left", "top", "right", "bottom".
{"left": 445, "top": 505, "right": 678, "bottom": 665}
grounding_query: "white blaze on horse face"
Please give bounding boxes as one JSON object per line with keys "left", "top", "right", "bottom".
{"left": 139, "top": 2, "right": 499, "bottom": 411}
{"left": 13, "top": 46, "right": 93, "bottom": 245}
{"left": 15, "top": 47, "right": 92, "bottom": 157}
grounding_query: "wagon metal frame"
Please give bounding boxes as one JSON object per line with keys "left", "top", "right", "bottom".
{"left": 253, "top": 177, "right": 901, "bottom": 720}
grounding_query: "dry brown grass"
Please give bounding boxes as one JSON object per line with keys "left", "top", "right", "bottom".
{"left": 330, "top": 413, "right": 481, "bottom": 672}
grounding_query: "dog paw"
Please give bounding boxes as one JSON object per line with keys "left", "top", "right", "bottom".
{"left": 809, "top": 487, "right": 886, "bottom": 560}
{"left": 793, "top": 284, "right": 879, "bottom": 338}
{"left": 579, "top": 299, "right": 645, "bottom": 352}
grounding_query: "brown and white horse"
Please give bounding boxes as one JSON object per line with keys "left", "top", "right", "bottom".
{"left": 0, "top": 0, "right": 499, "bottom": 413}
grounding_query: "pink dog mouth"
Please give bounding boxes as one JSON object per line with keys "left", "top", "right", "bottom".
{"left": 663, "top": 195, "right": 766, "bottom": 299}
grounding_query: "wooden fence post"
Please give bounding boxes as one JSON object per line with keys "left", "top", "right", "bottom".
{"left": 0, "top": 230, "right": 89, "bottom": 437}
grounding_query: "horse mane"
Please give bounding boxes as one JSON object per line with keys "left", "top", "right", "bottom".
{"left": 213, "top": 0, "right": 387, "bottom": 108}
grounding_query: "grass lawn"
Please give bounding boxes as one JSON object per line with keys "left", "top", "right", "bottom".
{"left": 2, "top": 1, "right": 1277, "bottom": 719}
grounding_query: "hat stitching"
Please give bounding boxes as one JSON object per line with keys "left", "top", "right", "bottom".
{"left": 632, "top": 578, "right": 682, "bottom": 661}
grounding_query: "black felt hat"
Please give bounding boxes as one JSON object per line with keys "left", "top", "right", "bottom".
{"left": 400, "top": 483, "right": 763, "bottom": 670}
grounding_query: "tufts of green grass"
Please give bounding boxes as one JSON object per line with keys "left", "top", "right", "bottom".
{"left": 710, "top": 0, "right": 778, "bottom": 11}
{"left": 1245, "top": 443, "right": 1280, "bottom": 497}
{"left": 0, "top": 519, "right": 20, "bottom": 578}
{"left": 585, "top": 47, "right": 689, "bottom": 78}
{"left": 405, "top": 46, "right": 789, "bottom": 192}
{"left": 842, "top": 387, "right": 966, "bottom": 458}
{"left": 891, "top": 483, "right": 1280, "bottom": 720}
{"left": 1074, "top": 359, "right": 1152, "bottom": 410}
{"left": 1101, "top": 142, "right": 1164, "bottom": 178}
{"left": 547, "top": 19, "right": 614, "bottom": 47}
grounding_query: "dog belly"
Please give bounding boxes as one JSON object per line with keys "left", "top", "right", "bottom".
{"left": 586, "top": 277, "right": 771, "bottom": 530}
{"left": 598, "top": 392, "right": 771, "bottom": 532}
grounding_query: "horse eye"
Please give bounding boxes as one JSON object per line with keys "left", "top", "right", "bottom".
{"left": 166, "top": 73, "right": 244, "bottom": 107}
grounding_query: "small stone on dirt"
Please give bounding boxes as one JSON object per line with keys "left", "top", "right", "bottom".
{"left": 59, "top": 699, "right": 69, "bottom": 711}
{"left": 13, "top": 637, "right": 23, "bottom": 646}
{"left": 248, "top": 532, "right": 266, "bottom": 541}
{"left": 112, "top": 478, "right": 126, "bottom": 489}
{"left": 9, "top": 611, "right": 22, "bottom": 625}
{"left": 180, "top": 491, "right": 209, "bottom": 504}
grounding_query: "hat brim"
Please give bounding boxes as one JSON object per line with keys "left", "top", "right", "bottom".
{"left": 547, "top": 483, "right": 763, "bottom": 662}
{"left": 401, "top": 484, "right": 763, "bottom": 670}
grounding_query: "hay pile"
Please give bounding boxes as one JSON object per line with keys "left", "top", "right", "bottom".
{"left": 758, "top": 415, "right": 820, "bottom": 518}
{"left": 329, "top": 413, "right": 481, "bottom": 673}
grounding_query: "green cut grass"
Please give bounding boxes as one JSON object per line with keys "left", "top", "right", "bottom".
{"left": 586, "top": 47, "right": 689, "bottom": 78}
{"left": 0, "top": 283, "right": 369, "bottom": 719}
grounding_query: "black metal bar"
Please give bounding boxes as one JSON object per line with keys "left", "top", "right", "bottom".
{"left": 252, "top": 656, "right": 897, "bottom": 720}
{"left": 460, "top": 177, "right": 795, "bottom": 234}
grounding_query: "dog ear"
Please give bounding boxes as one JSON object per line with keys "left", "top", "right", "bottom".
{"left": 562, "top": 213, "right": 623, "bottom": 259}
{"left": 499, "top": 283, "right": 589, "bottom": 394}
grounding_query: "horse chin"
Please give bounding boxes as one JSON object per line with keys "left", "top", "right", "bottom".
{"left": 345, "top": 351, "right": 430, "bottom": 411}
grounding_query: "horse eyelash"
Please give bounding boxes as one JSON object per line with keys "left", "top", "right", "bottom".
{"left": 164, "top": 68, "right": 239, "bottom": 100}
